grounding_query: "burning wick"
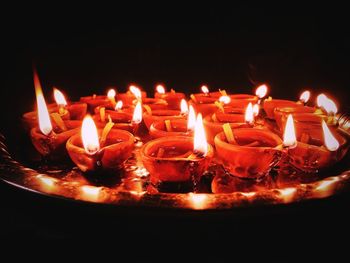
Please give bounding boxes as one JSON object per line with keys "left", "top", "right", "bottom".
{"left": 53, "top": 88, "right": 68, "bottom": 115}
{"left": 252, "top": 104, "right": 259, "bottom": 117}
{"left": 187, "top": 105, "right": 196, "bottom": 132}
{"left": 130, "top": 85, "right": 142, "bottom": 102}
{"left": 107, "top": 88, "right": 116, "bottom": 105}
{"left": 82, "top": 115, "right": 100, "bottom": 155}
{"left": 115, "top": 100, "right": 123, "bottom": 111}
{"left": 245, "top": 103, "right": 254, "bottom": 126}
{"left": 255, "top": 84, "right": 268, "bottom": 104}
{"left": 132, "top": 101, "right": 143, "bottom": 124}
{"left": 317, "top": 93, "right": 338, "bottom": 125}
{"left": 219, "top": 95, "right": 231, "bottom": 105}
{"left": 156, "top": 85, "right": 165, "bottom": 94}
{"left": 283, "top": 114, "right": 297, "bottom": 149}
{"left": 201, "top": 85, "right": 209, "bottom": 96}
{"left": 193, "top": 113, "right": 208, "bottom": 157}
{"left": 180, "top": 99, "right": 189, "bottom": 115}
{"left": 322, "top": 120, "right": 339, "bottom": 151}
{"left": 299, "top": 90, "right": 310, "bottom": 105}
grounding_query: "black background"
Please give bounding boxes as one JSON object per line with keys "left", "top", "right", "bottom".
{"left": 1, "top": 5, "right": 350, "bottom": 257}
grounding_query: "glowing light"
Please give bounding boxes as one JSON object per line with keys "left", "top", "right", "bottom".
{"left": 130, "top": 85, "right": 142, "bottom": 100}
{"left": 80, "top": 185, "right": 103, "bottom": 202}
{"left": 252, "top": 104, "right": 259, "bottom": 116}
{"left": 156, "top": 85, "right": 165, "bottom": 94}
{"left": 180, "top": 99, "right": 189, "bottom": 115}
{"left": 278, "top": 187, "right": 297, "bottom": 203}
{"left": 201, "top": 85, "right": 209, "bottom": 94}
{"left": 188, "top": 193, "right": 208, "bottom": 210}
{"left": 107, "top": 89, "right": 116, "bottom": 100}
{"left": 299, "top": 90, "right": 310, "bottom": 104}
{"left": 255, "top": 84, "right": 268, "bottom": 98}
{"left": 219, "top": 95, "right": 231, "bottom": 104}
{"left": 322, "top": 120, "right": 339, "bottom": 151}
{"left": 193, "top": 113, "right": 208, "bottom": 156}
{"left": 187, "top": 105, "right": 196, "bottom": 132}
{"left": 317, "top": 94, "right": 338, "bottom": 115}
{"left": 53, "top": 88, "right": 67, "bottom": 106}
{"left": 34, "top": 69, "right": 52, "bottom": 136}
{"left": 245, "top": 102, "right": 254, "bottom": 124}
{"left": 132, "top": 101, "right": 142, "bottom": 124}
{"left": 115, "top": 100, "right": 123, "bottom": 111}
{"left": 283, "top": 114, "right": 297, "bottom": 148}
{"left": 81, "top": 115, "right": 100, "bottom": 155}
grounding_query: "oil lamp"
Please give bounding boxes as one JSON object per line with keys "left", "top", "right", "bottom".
{"left": 283, "top": 114, "right": 348, "bottom": 172}
{"left": 107, "top": 88, "right": 117, "bottom": 106}
{"left": 142, "top": 108, "right": 185, "bottom": 130}
{"left": 141, "top": 113, "right": 214, "bottom": 189}
{"left": 154, "top": 84, "right": 186, "bottom": 110}
{"left": 30, "top": 74, "right": 81, "bottom": 157}
{"left": 53, "top": 88, "right": 87, "bottom": 120}
{"left": 66, "top": 115, "right": 135, "bottom": 172}
{"left": 255, "top": 84, "right": 268, "bottom": 104}
{"left": 142, "top": 97, "right": 168, "bottom": 111}
{"left": 316, "top": 93, "right": 338, "bottom": 125}
{"left": 298, "top": 90, "right": 311, "bottom": 105}
{"left": 115, "top": 85, "right": 147, "bottom": 105}
{"left": 80, "top": 89, "right": 116, "bottom": 113}
{"left": 214, "top": 124, "right": 283, "bottom": 179}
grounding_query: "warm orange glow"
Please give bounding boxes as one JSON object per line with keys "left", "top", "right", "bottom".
{"left": 245, "top": 103, "right": 254, "bottom": 124}
{"left": 314, "top": 177, "right": 340, "bottom": 198}
{"left": 219, "top": 95, "right": 231, "bottom": 104}
{"left": 317, "top": 94, "right": 338, "bottom": 115}
{"left": 132, "top": 101, "right": 142, "bottom": 124}
{"left": 201, "top": 85, "right": 209, "bottom": 94}
{"left": 129, "top": 85, "right": 142, "bottom": 99}
{"left": 115, "top": 100, "right": 123, "bottom": 111}
{"left": 283, "top": 114, "right": 297, "bottom": 148}
{"left": 322, "top": 120, "right": 339, "bottom": 151}
{"left": 252, "top": 104, "right": 259, "bottom": 116}
{"left": 34, "top": 70, "right": 52, "bottom": 136}
{"left": 187, "top": 105, "right": 196, "bottom": 132}
{"left": 107, "top": 88, "right": 116, "bottom": 99}
{"left": 255, "top": 84, "right": 268, "bottom": 98}
{"left": 188, "top": 193, "right": 208, "bottom": 210}
{"left": 81, "top": 115, "right": 100, "bottom": 155}
{"left": 80, "top": 185, "right": 102, "bottom": 202}
{"left": 299, "top": 90, "right": 310, "bottom": 104}
{"left": 180, "top": 99, "right": 189, "bottom": 115}
{"left": 36, "top": 175, "right": 58, "bottom": 193}
{"left": 193, "top": 113, "right": 208, "bottom": 156}
{"left": 53, "top": 88, "right": 67, "bottom": 106}
{"left": 156, "top": 84, "right": 165, "bottom": 94}
{"left": 278, "top": 187, "right": 297, "bottom": 203}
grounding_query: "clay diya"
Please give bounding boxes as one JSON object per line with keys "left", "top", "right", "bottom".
{"left": 141, "top": 114, "right": 214, "bottom": 187}
{"left": 116, "top": 85, "right": 147, "bottom": 105}
{"left": 274, "top": 106, "right": 318, "bottom": 130}
{"left": 66, "top": 115, "right": 135, "bottom": 172}
{"left": 214, "top": 126, "right": 283, "bottom": 179}
{"left": 227, "top": 94, "right": 258, "bottom": 109}
{"left": 80, "top": 94, "right": 111, "bottom": 113}
{"left": 283, "top": 114, "right": 348, "bottom": 172}
{"left": 143, "top": 97, "right": 168, "bottom": 111}
{"left": 189, "top": 89, "right": 228, "bottom": 117}
{"left": 154, "top": 85, "right": 185, "bottom": 110}
{"left": 143, "top": 109, "right": 185, "bottom": 130}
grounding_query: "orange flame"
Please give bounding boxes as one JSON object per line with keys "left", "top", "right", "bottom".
{"left": 317, "top": 94, "right": 338, "bottom": 115}
{"left": 53, "top": 88, "right": 67, "bottom": 106}
{"left": 132, "top": 101, "right": 142, "bottom": 124}
{"left": 201, "top": 85, "right": 209, "bottom": 94}
{"left": 193, "top": 113, "right": 208, "bottom": 156}
{"left": 187, "top": 105, "right": 196, "bottom": 132}
{"left": 299, "top": 90, "right": 310, "bottom": 104}
{"left": 283, "top": 114, "right": 297, "bottom": 148}
{"left": 322, "top": 120, "right": 339, "bottom": 151}
{"left": 107, "top": 88, "right": 116, "bottom": 100}
{"left": 81, "top": 115, "right": 100, "bottom": 155}
{"left": 245, "top": 103, "right": 254, "bottom": 124}
{"left": 252, "top": 104, "right": 259, "bottom": 116}
{"left": 34, "top": 69, "right": 52, "bottom": 135}
{"left": 156, "top": 85, "right": 165, "bottom": 94}
{"left": 255, "top": 84, "right": 268, "bottom": 98}
{"left": 130, "top": 85, "right": 142, "bottom": 99}
{"left": 219, "top": 95, "right": 231, "bottom": 104}
{"left": 180, "top": 99, "right": 189, "bottom": 115}
{"left": 115, "top": 100, "right": 123, "bottom": 110}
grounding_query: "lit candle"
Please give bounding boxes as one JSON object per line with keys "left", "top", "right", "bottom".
{"left": 244, "top": 102, "right": 254, "bottom": 126}
{"left": 298, "top": 90, "right": 311, "bottom": 105}
{"left": 107, "top": 88, "right": 117, "bottom": 106}
{"left": 154, "top": 85, "right": 186, "bottom": 110}
{"left": 180, "top": 99, "right": 189, "bottom": 115}
{"left": 255, "top": 84, "right": 268, "bottom": 104}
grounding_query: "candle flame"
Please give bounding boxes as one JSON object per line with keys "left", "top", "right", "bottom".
{"left": 34, "top": 69, "right": 52, "bottom": 135}
{"left": 180, "top": 99, "right": 189, "bottom": 115}
{"left": 201, "top": 85, "right": 209, "bottom": 94}
{"left": 156, "top": 85, "right": 165, "bottom": 94}
{"left": 132, "top": 101, "right": 143, "bottom": 124}
{"left": 115, "top": 100, "right": 123, "bottom": 110}
{"left": 193, "top": 113, "right": 208, "bottom": 156}
{"left": 255, "top": 84, "right": 268, "bottom": 98}
{"left": 252, "top": 104, "right": 259, "bottom": 116}
{"left": 107, "top": 88, "right": 116, "bottom": 99}
{"left": 130, "top": 85, "right": 142, "bottom": 100}
{"left": 187, "top": 105, "right": 196, "bottom": 131}
{"left": 219, "top": 95, "right": 231, "bottom": 104}
{"left": 82, "top": 115, "right": 100, "bottom": 155}
{"left": 283, "top": 114, "right": 297, "bottom": 148}
{"left": 299, "top": 90, "right": 310, "bottom": 104}
{"left": 245, "top": 103, "right": 254, "bottom": 124}
{"left": 322, "top": 120, "right": 339, "bottom": 151}
{"left": 53, "top": 88, "right": 67, "bottom": 106}
{"left": 317, "top": 94, "right": 338, "bottom": 115}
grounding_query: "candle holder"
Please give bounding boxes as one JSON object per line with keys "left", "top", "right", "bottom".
{"left": 116, "top": 91, "right": 147, "bottom": 105}
{"left": 140, "top": 136, "right": 214, "bottom": 189}
{"left": 189, "top": 96, "right": 218, "bottom": 117}
{"left": 93, "top": 110, "right": 138, "bottom": 134}
{"left": 274, "top": 106, "right": 318, "bottom": 130}
{"left": 285, "top": 130, "right": 349, "bottom": 173}
{"left": 143, "top": 98, "right": 168, "bottom": 111}
{"left": 214, "top": 128, "right": 283, "bottom": 179}
{"left": 155, "top": 91, "right": 185, "bottom": 110}
{"left": 30, "top": 120, "right": 81, "bottom": 157}
{"left": 80, "top": 95, "right": 111, "bottom": 113}
{"left": 66, "top": 129, "right": 134, "bottom": 172}
{"left": 227, "top": 94, "right": 258, "bottom": 108}
{"left": 143, "top": 109, "right": 184, "bottom": 130}
{"left": 149, "top": 119, "right": 192, "bottom": 139}
{"left": 263, "top": 99, "right": 304, "bottom": 119}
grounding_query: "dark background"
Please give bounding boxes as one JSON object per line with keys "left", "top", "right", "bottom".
{"left": 1, "top": 6, "right": 350, "bottom": 256}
